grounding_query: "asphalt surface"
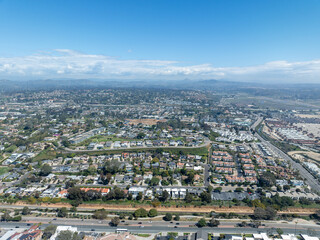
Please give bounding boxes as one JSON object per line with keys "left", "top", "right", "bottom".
{"left": 250, "top": 117, "right": 320, "bottom": 193}
{"left": 1, "top": 221, "right": 320, "bottom": 236}
{"left": 255, "top": 133, "right": 320, "bottom": 193}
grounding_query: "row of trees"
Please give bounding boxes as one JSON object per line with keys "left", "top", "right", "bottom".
{"left": 67, "top": 187, "right": 127, "bottom": 206}
{"left": 197, "top": 217, "right": 220, "bottom": 227}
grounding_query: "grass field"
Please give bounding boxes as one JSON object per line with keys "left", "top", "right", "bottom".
{"left": 0, "top": 167, "right": 9, "bottom": 175}
{"left": 33, "top": 149, "right": 57, "bottom": 161}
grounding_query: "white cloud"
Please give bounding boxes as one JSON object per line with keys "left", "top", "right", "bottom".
{"left": 0, "top": 49, "right": 320, "bottom": 83}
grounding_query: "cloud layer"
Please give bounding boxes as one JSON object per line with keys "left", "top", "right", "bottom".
{"left": 0, "top": 49, "right": 320, "bottom": 83}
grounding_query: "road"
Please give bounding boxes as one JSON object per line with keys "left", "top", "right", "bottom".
{"left": 255, "top": 133, "right": 320, "bottom": 193}
{"left": 250, "top": 117, "right": 320, "bottom": 193}
{"left": 250, "top": 117, "right": 263, "bottom": 131}
{"left": 203, "top": 164, "right": 210, "bottom": 187}
{"left": 250, "top": 117, "right": 320, "bottom": 194}
{"left": 1, "top": 219, "right": 320, "bottom": 235}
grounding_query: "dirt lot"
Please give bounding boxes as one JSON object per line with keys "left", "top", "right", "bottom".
{"left": 289, "top": 151, "right": 320, "bottom": 163}
{"left": 126, "top": 119, "right": 166, "bottom": 126}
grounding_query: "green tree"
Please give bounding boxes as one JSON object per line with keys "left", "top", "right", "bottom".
{"left": 197, "top": 218, "right": 207, "bottom": 228}
{"left": 200, "top": 191, "right": 211, "bottom": 203}
{"left": 164, "top": 213, "right": 172, "bottom": 221}
{"left": 283, "top": 185, "right": 290, "bottom": 191}
{"left": 150, "top": 177, "right": 160, "bottom": 186}
{"left": 254, "top": 206, "right": 277, "bottom": 220}
{"left": 70, "top": 206, "right": 77, "bottom": 212}
{"left": 93, "top": 209, "right": 108, "bottom": 220}
{"left": 40, "top": 164, "right": 52, "bottom": 176}
{"left": 259, "top": 172, "right": 276, "bottom": 187}
{"left": 103, "top": 159, "right": 121, "bottom": 175}
{"left": 185, "top": 192, "right": 193, "bottom": 203}
{"left": 61, "top": 140, "right": 71, "bottom": 148}
{"left": 148, "top": 208, "right": 158, "bottom": 218}
{"left": 1, "top": 211, "right": 11, "bottom": 221}
{"left": 208, "top": 217, "right": 220, "bottom": 227}
{"left": 110, "top": 217, "right": 120, "bottom": 226}
{"left": 56, "top": 230, "right": 82, "bottom": 240}
{"left": 134, "top": 208, "right": 148, "bottom": 218}
{"left": 159, "top": 190, "right": 170, "bottom": 202}
{"left": 57, "top": 207, "right": 68, "bottom": 218}
{"left": 265, "top": 206, "right": 277, "bottom": 220}
{"left": 276, "top": 228, "right": 284, "bottom": 235}
{"left": 67, "top": 187, "right": 84, "bottom": 202}
{"left": 137, "top": 132, "right": 146, "bottom": 139}
{"left": 42, "top": 225, "right": 57, "bottom": 240}
{"left": 136, "top": 192, "right": 143, "bottom": 201}
{"left": 22, "top": 206, "right": 31, "bottom": 215}
{"left": 235, "top": 187, "right": 244, "bottom": 192}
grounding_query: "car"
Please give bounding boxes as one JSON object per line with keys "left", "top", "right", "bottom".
{"left": 176, "top": 223, "right": 180, "bottom": 225}
{"left": 53, "top": 218, "right": 57, "bottom": 220}
{"left": 121, "top": 220, "right": 125, "bottom": 223}
{"left": 170, "top": 221, "right": 173, "bottom": 224}
{"left": 138, "top": 222, "right": 142, "bottom": 224}
{"left": 174, "top": 226, "right": 178, "bottom": 228}
{"left": 139, "top": 226, "right": 144, "bottom": 228}
{"left": 91, "top": 229, "right": 95, "bottom": 231}
{"left": 27, "top": 223, "right": 31, "bottom": 226}
{"left": 15, "top": 226, "right": 19, "bottom": 228}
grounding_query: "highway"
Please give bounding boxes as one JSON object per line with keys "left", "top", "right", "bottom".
{"left": 1, "top": 219, "right": 320, "bottom": 235}
{"left": 251, "top": 117, "right": 320, "bottom": 193}
{"left": 255, "top": 133, "right": 320, "bottom": 193}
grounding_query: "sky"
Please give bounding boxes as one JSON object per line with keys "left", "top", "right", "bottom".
{"left": 0, "top": 0, "right": 320, "bottom": 83}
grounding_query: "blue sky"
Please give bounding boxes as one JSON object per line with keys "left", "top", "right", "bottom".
{"left": 0, "top": 0, "right": 320, "bottom": 82}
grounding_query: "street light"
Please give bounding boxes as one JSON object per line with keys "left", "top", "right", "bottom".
{"left": 294, "top": 220, "right": 298, "bottom": 236}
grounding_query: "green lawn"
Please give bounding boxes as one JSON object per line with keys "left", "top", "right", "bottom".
{"left": 136, "top": 234, "right": 151, "bottom": 237}
{"left": 0, "top": 167, "right": 8, "bottom": 175}
{"left": 33, "top": 149, "right": 57, "bottom": 161}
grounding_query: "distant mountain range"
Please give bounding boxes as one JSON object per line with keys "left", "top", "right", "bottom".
{"left": 0, "top": 78, "right": 320, "bottom": 94}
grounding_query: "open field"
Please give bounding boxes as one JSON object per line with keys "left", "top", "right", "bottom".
{"left": 0, "top": 166, "right": 8, "bottom": 175}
